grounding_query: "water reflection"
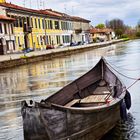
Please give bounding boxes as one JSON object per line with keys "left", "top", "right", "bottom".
{"left": 102, "top": 113, "right": 139, "bottom": 140}
{"left": 0, "top": 40, "right": 140, "bottom": 139}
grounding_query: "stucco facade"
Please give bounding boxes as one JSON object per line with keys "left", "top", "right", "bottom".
{"left": 0, "top": 6, "right": 15, "bottom": 54}
{"left": 72, "top": 19, "right": 90, "bottom": 43}
{"left": 0, "top": 1, "right": 90, "bottom": 54}
{"left": 90, "top": 28, "right": 115, "bottom": 42}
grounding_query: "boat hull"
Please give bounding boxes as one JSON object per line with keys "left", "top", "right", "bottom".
{"left": 21, "top": 57, "right": 128, "bottom": 140}
{"left": 22, "top": 101, "right": 121, "bottom": 140}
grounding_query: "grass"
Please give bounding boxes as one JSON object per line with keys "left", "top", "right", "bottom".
{"left": 20, "top": 55, "right": 28, "bottom": 59}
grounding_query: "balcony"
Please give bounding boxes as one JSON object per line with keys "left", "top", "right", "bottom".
{"left": 75, "top": 28, "right": 82, "bottom": 34}
{"left": 23, "top": 24, "right": 32, "bottom": 33}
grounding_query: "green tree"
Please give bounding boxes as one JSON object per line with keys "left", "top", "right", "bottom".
{"left": 95, "top": 23, "right": 105, "bottom": 29}
{"left": 106, "top": 19, "right": 125, "bottom": 38}
{"left": 136, "top": 32, "right": 140, "bottom": 37}
{"left": 115, "top": 29, "right": 123, "bottom": 38}
{"left": 137, "top": 20, "right": 140, "bottom": 28}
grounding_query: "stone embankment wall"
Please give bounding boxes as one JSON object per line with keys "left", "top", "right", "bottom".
{"left": 0, "top": 39, "right": 128, "bottom": 70}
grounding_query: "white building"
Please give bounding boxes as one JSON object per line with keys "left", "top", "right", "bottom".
{"left": 72, "top": 16, "right": 90, "bottom": 44}
{"left": 0, "top": 6, "right": 15, "bottom": 54}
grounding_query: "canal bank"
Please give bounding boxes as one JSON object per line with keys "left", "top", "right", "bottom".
{"left": 0, "top": 39, "right": 128, "bottom": 69}
{"left": 0, "top": 39, "right": 140, "bottom": 140}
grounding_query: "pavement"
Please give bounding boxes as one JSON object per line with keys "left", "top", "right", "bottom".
{"left": 0, "top": 39, "right": 124, "bottom": 62}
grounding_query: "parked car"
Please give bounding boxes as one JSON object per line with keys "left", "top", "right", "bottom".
{"left": 77, "top": 41, "right": 85, "bottom": 45}
{"left": 70, "top": 42, "right": 77, "bottom": 46}
{"left": 23, "top": 48, "right": 34, "bottom": 53}
{"left": 46, "top": 45, "right": 54, "bottom": 49}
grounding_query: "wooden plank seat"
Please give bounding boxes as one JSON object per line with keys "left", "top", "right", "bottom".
{"left": 93, "top": 86, "right": 110, "bottom": 95}
{"left": 65, "top": 86, "right": 112, "bottom": 107}
{"left": 65, "top": 99, "right": 80, "bottom": 107}
{"left": 80, "top": 94, "right": 113, "bottom": 103}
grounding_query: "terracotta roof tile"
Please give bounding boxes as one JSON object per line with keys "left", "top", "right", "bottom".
{"left": 71, "top": 16, "right": 90, "bottom": 22}
{"left": 0, "top": 2, "right": 90, "bottom": 22}
{"left": 90, "top": 28, "right": 113, "bottom": 33}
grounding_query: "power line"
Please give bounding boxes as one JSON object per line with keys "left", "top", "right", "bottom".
{"left": 105, "top": 60, "right": 140, "bottom": 81}
{"left": 107, "top": 60, "right": 140, "bottom": 71}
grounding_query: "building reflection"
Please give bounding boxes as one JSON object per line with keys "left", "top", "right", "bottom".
{"left": 101, "top": 113, "right": 138, "bottom": 140}
{"left": 0, "top": 42, "right": 128, "bottom": 140}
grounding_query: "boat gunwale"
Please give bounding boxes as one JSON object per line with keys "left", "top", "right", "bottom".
{"left": 44, "top": 58, "right": 102, "bottom": 102}
{"left": 22, "top": 57, "right": 126, "bottom": 113}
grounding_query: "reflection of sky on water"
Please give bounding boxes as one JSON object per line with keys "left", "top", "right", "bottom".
{"left": 0, "top": 40, "right": 140, "bottom": 139}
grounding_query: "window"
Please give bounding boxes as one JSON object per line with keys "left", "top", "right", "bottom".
{"left": 37, "top": 36, "right": 40, "bottom": 45}
{"left": 62, "top": 35, "right": 65, "bottom": 43}
{"left": 47, "top": 20, "right": 53, "bottom": 29}
{"left": 63, "top": 22, "right": 65, "bottom": 30}
{"left": 18, "top": 36, "right": 20, "bottom": 46}
{"left": 49, "top": 36, "right": 51, "bottom": 44}
{"left": 6, "top": 41, "right": 9, "bottom": 51}
{"left": 47, "top": 20, "right": 50, "bottom": 29}
{"left": 35, "top": 18, "right": 37, "bottom": 28}
{"left": 31, "top": 18, "right": 33, "bottom": 28}
{"left": 43, "top": 36, "right": 46, "bottom": 45}
{"left": 19, "top": 18, "right": 23, "bottom": 27}
{"left": 66, "top": 22, "right": 68, "bottom": 30}
{"left": 54, "top": 21, "right": 59, "bottom": 29}
{"left": 62, "top": 35, "right": 70, "bottom": 43}
{"left": 4, "top": 24, "right": 7, "bottom": 34}
{"left": 56, "top": 36, "right": 60, "bottom": 44}
{"left": 46, "top": 35, "right": 49, "bottom": 44}
{"left": 14, "top": 17, "right": 19, "bottom": 27}
{"left": 13, "top": 41, "right": 15, "bottom": 50}
{"left": 9, "top": 24, "right": 14, "bottom": 34}
{"left": 40, "top": 36, "right": 43, "bottom": 45}
{"left": 50, "top": 20, "right": 53, "bottom": 29}
{"left": 42, "top": 19, "right": 45, "bottom": 29}
{"left": 0, "top": 23, "right": 2, "bottom": 33}
{"left": 45, "top": 20, "right": 48, "bottom": 29}
{"left": 64, "top": 22, "right": 67, "bottom": 30}
{"left": 38, "top": 19, "right": 41, "bottom": 29}
{"left": 61, "top": 22, "right": 64, "bottom": 30}
{"left": 27, "top": 17, "right": 30, "bottom": 26}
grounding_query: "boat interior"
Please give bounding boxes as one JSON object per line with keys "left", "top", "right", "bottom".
{"left": 64, "top": 80, "right": 114, "bottom": 107}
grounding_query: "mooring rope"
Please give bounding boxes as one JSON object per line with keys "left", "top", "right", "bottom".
{"left": 126, "top": 78, "right": 140, "bottom": 90}
{"left": 105, "top": 78, "right": 140, "bottom": 101}
{"left": 105, "top": 61, "right": 140, "bottom": 80}
{"left": 107, "top": 60, "right": 140, "bottom": 71}
{"left": 103, "top": 60, "right": 140, "bottom": 100}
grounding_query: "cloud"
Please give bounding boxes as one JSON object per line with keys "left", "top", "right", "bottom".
{"left": 6, "top": 0, "right": 140, "bottom": 26}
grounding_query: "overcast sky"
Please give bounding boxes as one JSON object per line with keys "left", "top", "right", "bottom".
{"left": 7, "top": 0, "right": 140, "bottom": 27}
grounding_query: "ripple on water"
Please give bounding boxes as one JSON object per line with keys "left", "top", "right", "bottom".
{"left": 0, "top": 40, "right": 140, "bottom": 140}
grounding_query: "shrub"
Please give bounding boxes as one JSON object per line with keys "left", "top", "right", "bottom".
{"left": 93, "top": 38, "right": 97, "bottom": 43}
{"left": 121, "top": 34, "right": 128, "bottom": 38}
{"left": 136, "top": 32, "right": 140, "bottom": 37}
{"left": 20, "top": 55, "right": 28, "bottom": 59}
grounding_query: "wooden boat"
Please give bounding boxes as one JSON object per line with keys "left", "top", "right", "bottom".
{"left": 21, "top": 57, "right": 131, "bottom": 140}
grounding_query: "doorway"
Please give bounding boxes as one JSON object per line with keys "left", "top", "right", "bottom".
{"left": 0, "top": 38, "right": 4, "bottom": 55}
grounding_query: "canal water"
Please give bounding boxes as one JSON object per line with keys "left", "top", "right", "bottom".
{"left": 0, "top": 40, "right": 140, "bottom": 140}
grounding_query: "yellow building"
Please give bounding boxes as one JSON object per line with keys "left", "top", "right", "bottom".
{"left": 0, "top": 0, "right": 5, "bottom": 3}
{"left": 0, "top": 0, "right": 90, "bottom": 53}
